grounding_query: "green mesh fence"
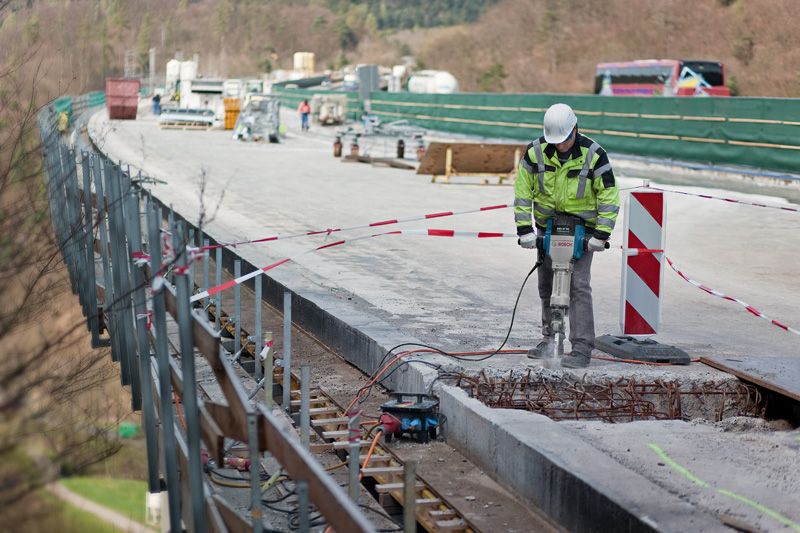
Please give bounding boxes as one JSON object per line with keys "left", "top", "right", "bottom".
{"left": 53, "top": 95, "right": 74, "bottom": 122}
{"left": 368, "top": 92, "right": 800, "bottom": 174}
{"left": 87, "top": 91, "right": 106, "bottom": 107}
{"left": 271, "top": 86, "right": 362, "bottom": 121}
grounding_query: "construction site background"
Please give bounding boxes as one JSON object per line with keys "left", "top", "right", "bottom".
{"left": 2, "top": 0, "right": 799, "bottom": 98}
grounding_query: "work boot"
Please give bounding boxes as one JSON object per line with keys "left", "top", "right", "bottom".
{"left": 561, "top": 352, "right": 591, "bottom": 369}
{"left": 527, "top": 338, "right": 554, "bottom": 359}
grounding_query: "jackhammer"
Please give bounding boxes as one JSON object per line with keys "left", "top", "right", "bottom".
{"left": 535, "top": 214, "right": 608, "bottom": 366}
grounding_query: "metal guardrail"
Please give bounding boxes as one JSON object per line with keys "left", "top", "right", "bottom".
{"left": 37, "top": 103, "right": 375, "bottom": 533}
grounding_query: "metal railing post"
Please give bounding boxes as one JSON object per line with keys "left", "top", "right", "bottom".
{"left": 202, "top": 239, "right": 210, "bottom": 306}
{"left": 215, "top": 246, "right": 222, "bottom": 331}
{"left": 94, "top": 156, "right": 117, "bottom": 361}
{"left": 297, "top": 480, "right": 310, "bottom": 533}
{"left": 254, "top": 275, "right": 263, "bottom": 398}
{"left": 117, "top": 167, "right": 141, "bottom": 410}
{"left": 234, "top": 260, "right": 242, "bottom": 356}
{"left": 348, "top": 412, "right": 360, "bottom": 501}
{"left": 174, "top": 223, "right": 206, "bottom": 533}
{"left": 264, "top": 331, "right": 273, "bottom": 411}
{"left": 128, "top": 193, "right": 161, "bottom": 495}
{"left": 81, "top": 152, "right": 101, "bottom": 347}
{"left": 148, "top": 202, "right": 182, "bottom": 533}
{"left": 403, "top": 461, "right": 417, "bottom": 533}
{"left": 282, "top": 291, "right": 292, "bottom": 413}
{"left": 247, "top": 412, "right": 263, "bottom": 533}
{"left": 300, "top": 365, "right": 310, "bottom": 450}
{"left": 102, "top": 160, "right": 128, "bottom": 379}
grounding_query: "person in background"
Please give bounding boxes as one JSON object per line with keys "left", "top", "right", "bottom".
{"left": 298, "top": 99, "right": 311, "bottom": 131}
{"left": 152, "top": 93, "right": 161, "bottom": 115}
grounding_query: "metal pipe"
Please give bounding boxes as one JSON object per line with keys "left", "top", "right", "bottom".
{"left": 282, "top": 291, "right": 292, "bottom": 413}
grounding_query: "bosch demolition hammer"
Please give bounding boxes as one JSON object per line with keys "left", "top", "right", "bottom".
{"left": 536, "top": 214, "right": 609, "bottom": 364}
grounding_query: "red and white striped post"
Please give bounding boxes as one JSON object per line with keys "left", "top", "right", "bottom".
{"left": 620, "top": 189, "right": 666, "bottom": 337}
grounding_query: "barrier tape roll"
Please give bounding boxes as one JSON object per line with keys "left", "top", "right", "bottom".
{"left": 666, "top": 257, "right": 799, "bottom": 336}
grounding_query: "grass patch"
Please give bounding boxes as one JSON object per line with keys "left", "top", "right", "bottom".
{"left": 61, "top": 477, "right": 148, "bottom": 525}
{"left": 56, "top": 494, "right": 121, "bottom": 533}
{"left": 6, "top": 490, "right": 120, "bottom": 533}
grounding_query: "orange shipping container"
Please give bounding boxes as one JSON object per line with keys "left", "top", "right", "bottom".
{"left": 224, "top": 109, "right": 240, "bottom": 130}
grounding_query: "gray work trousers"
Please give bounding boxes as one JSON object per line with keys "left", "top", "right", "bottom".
{"left": 537, "top": 250, "right": 595, "bottom": 355}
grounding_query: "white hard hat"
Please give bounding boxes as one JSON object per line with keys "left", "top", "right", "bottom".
{"left": 543, "top": 103, "right": 577, "bottom": 144}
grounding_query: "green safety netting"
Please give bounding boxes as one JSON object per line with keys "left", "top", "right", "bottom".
{"left": 369, "top": 92, "right": 800, "bottom": 174}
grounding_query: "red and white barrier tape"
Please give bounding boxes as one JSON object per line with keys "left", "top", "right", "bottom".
{"left": 190, "top": 228, "right": 515, "bottom": 303}
{"left": 647, "top": 186, "right": 798, "bottom": 213}
{"left": 199, "top": 203, "right": 511, "bottom": 251}
{"left": 666, "top": 257, "right": 800, "bottom": 336}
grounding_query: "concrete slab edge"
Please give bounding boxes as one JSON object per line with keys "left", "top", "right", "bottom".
{"left": 89, "top": 121, "right": 724, "bottom": 533}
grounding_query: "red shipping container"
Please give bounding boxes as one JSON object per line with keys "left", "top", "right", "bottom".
{"left": 105, "top": 78, "right": 140, "bottom": 120}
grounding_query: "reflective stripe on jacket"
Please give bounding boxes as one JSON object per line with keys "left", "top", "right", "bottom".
{"left": 513, "top": 133, "right": 620, "bottom": 239}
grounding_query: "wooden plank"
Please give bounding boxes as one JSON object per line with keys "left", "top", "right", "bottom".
{"left": 701, "top": 356, "right": 800, "bottom": 402}
{"left": 435, "top": 518, "right": 467, "bottom": 530}
{"left": 361, "top": 466, "right": 404, "bottom": 476}
{"left": 311, "top": 417, "right": 349, "bottom": 426}
{"left": 290, "top": 398, "right": 328, "bottom": 406}
{"left": 199, "top": 403, "right": 225, "bottom": 466}
{"left": 417, "top": 142, "right": 525, "bottom": 176}
{"left": 360, "top": 454, "right": 391, "bottom": 463}
{"left": 308, "top": 406, "right": 341, "bottom": 415}
{"left": 321, "top": 430, "right": 350, "bottom": 439}
{"left": 375, "top": 482, "right": 423, "bottom": 493}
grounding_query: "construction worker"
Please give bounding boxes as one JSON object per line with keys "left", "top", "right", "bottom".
{"left": 514, "top": 103, "right": 620, "bottom": 368}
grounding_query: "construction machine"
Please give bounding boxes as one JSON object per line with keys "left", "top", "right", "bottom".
{"left": 537, "top": 214, "right": 608, "bottom": 367}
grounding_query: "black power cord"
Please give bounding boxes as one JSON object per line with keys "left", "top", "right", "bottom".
{"left": 356, "top": 258, "right": 542, "bottom": 406}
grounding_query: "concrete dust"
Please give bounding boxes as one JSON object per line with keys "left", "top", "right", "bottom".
{"left": 560, "top": 419, "right": 800, "bottom": 532}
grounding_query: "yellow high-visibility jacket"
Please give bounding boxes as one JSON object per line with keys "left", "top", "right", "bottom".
{"left": 514, "top": 133, "right": 619, "bottom": 239}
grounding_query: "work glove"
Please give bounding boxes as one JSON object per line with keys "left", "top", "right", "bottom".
{"left": 518, "top": 233, "right": 537, "bottom": 249}
{"left": 587, "top": 237, "right": 608, "bottom": 252}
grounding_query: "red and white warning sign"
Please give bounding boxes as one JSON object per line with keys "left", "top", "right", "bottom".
{"left": 620, "top": 190, "right": 666, "bottom": 336}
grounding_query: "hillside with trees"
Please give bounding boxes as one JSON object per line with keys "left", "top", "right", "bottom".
{"left": 2, "top": 0, "right": 797, "bottom": 97}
